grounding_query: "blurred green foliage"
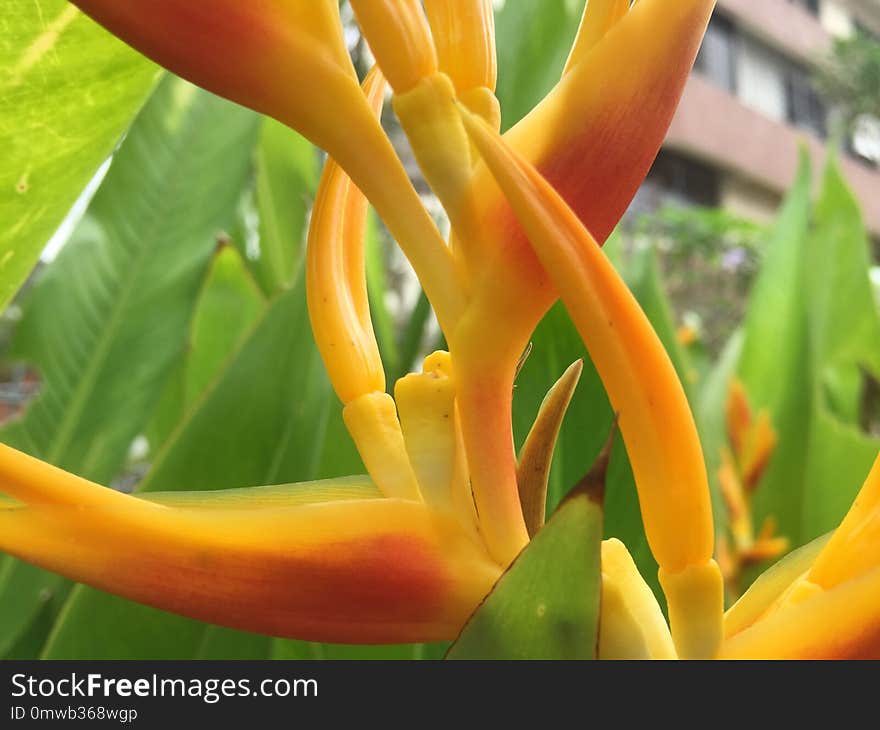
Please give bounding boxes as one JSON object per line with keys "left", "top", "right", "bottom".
{"left": 816, "top": 31, "right": 880, "bottom": 131}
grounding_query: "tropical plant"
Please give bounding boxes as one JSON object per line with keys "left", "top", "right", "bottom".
{"left": 1, "top": 0, "right": 879, "bottom": 660}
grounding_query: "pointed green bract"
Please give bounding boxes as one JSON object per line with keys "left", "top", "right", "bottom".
{"left": 447, "top": 488, "right": 603, "bottom": 660}
{"left": 0, "top": 0, "right": 157, "bottom": 310}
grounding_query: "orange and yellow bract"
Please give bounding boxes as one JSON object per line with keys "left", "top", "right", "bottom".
{"left": 1, "top": 0, "right": 879, "bottom": 658}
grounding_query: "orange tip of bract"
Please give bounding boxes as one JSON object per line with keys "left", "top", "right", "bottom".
{"left": 72, "top": 0, "right": 357, "bottom": 149}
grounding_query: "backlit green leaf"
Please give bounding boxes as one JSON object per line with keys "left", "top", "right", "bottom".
{"left": 0, "top": 0, "right": 157, "bottom": 309}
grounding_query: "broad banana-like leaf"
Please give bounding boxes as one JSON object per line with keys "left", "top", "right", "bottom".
{"left": 0, "top": 0, "right": 157, "bottom": 309}
{"left": 494, "top": 0, "right": 580, "bottom": 130}
{"left": 0, "top": 76, "right": 259, "bottom": 658}
{"left": 740, "top": 153, "right": 880, "bottom": 547}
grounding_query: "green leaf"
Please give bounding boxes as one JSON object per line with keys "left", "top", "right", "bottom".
{"left": 0, "top": 75, "right": 259, "bottom": 658}
{"left": 142, "top": 286, "right": 355, "bottom": 494}
{"left": 738, "top": 151, "right": 880, "bottom": 549}
{"left": 149, "top": 245, "right": 267, "bottom": 446}
{"left": 195, "top": 627, "right": 273, "bottom": 661}
{"left": 365, "top": 213, "right": 401, "bottom": 379}
{"left": 494, "top": 0, "right": 581, "bottom": 130}
{"left": 447, "top": 488, "right": 603, "bottom": 660}
{"left": 41, "top": 281, "right": 362, "bottom": 658}
{"left": 696, "top": 331, "right": 744, "bottom": 544}
{"left": 799, "top": 158, "right": 880, "bottom": 537}
{"left": 0, "top": 561, "right": 68, "bottom": 658}
{"left": 184, "top": 246, "right": 266, "bottom": 404}
{"left": 43, "top": 595, "right": 211, "bottom": 660}
{"left": 1, "top": 578, "right": 69, "bottom": 660}
{"left": 251, "top": 118, "right": 318, "bottom": 296}
{"left": 0, "top": 0, "right": 157, "bottom": 309}
{"left": 2, "top": 76, "right": 260, "bottom": 483}
{"left": 737, "top": 152, "right": 815, "bottom": 545}
{"left": 738, "top": 153, "right": 813, "bottom": 413}
{"left": 806, "top": 158, "right": 880, "bottom": 376}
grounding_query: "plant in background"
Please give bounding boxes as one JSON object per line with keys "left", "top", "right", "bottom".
{"left": 1, "top": 0, "right": 880, "bottom": 659}
{"left": 632, "top": 205, "right": 767, "bottom": 358}
{"left": 816, "top": 31, "right": 880, "bottom": 131}
{"left": 716, "top": 379, "right": 786, "bottom": 599}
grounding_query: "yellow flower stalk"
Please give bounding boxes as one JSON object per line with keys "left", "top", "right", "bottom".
{"left": 2, "top": 0, "right": 879, "bottom": 659}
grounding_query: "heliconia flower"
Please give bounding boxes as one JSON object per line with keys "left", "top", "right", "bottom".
{"left": 455, "top": 100, "right": 880, "bottom": 660}
{"left": 348, "top": 0, "right": 718, "bottom": 567}
{"left": 5, "top": 0, "right": 879, "bottom": 659}
{"left": 68, "top": 0, "right": 717, "bottom": 568}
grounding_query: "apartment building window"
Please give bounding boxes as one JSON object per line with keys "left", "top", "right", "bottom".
{"left": 695, "top": 13, "right": 829, "bottom": 138}
{"left": 736, "top": 37, "right": 789, "bottom": 123}
{"left": 642, "top": 151, "right": 721, "bottom": 208}
{"left": 787, "top": 67, "right": 828, "bottom": 137}
{"left": 695, "top": 15, "right": 737, "bottom": 93}
{"left": 788, "top": 0, "right": 820, "bottom": 16}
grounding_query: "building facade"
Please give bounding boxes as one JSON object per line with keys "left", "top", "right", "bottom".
{"left": 639, "top": 0, "right": 880, "bottom": 241}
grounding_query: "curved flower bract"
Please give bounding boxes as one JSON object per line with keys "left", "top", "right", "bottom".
{"left": 0, "top": 446, "right": 499, "bottom": 643}
{"left": 3, "top": 0, "right": 880, "bottom": 659}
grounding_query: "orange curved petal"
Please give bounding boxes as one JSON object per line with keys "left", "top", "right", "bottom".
{"left": 460, "top": 109, "right": 726, "bottom": 657}
{"left": 459, "top": 108, "right": 713, "bottom": 574}
{"left": 306, "top": 68, "right": 387, "bottom": 404}
{"left": 72, "top": 0, "right": 356, "bottom": 147}
{"left": 720, "top": 565, "right": 880, "bottom": 659}
{"left": 501, "top": 0, "right": 716, "bottom": 244}
{"left": 0, "top": 447, "right": 499, "bottom": 644}
{"left": 458, "top": 0, "right": 716, "bottom": 347}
